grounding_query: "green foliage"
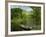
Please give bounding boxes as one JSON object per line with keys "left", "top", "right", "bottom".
{"left": 29, "top": 6, "right": 41, "bottom": 30}
{"left": 11, "top": 8, "right": 22, "bottom": 19}
{"left": 30, "top": 6, "right": 41, "bottom": 25}
{"left": 11, "top": 6, "right": 41, "bottom": 31}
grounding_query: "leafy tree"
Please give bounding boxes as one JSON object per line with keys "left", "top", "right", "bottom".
{"left": 30, "top": 6, "right": 41, "bottom": 25}
{"left": 11, "top": 8, "right": 22, "bottom": 19}
{"left": 11, "top": 8, "right": 23, "bottom": 31}
{"left": 29, "top": 6, "right": 41, "bottom": 30}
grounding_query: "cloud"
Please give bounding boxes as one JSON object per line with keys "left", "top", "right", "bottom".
{"left": 11, "top": 5, "right": 33, "bottom": 12}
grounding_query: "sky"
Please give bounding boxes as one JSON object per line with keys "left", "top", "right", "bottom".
{"left": 11, "top": 5, "right": 33, "bottom": 12}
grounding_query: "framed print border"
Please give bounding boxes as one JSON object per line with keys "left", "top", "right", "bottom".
{"left": 5, "top": 1, "right": 45, "bottom": 36}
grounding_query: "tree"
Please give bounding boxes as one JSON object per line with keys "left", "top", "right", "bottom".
{"left": 30, "top": 6, "right": 41, "bottom": 25}
{"left": 11, "top": 8, "right": 23, "bottom": 19}
{"left": 11, "top": 8, "right": 23, "bottom": 31}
